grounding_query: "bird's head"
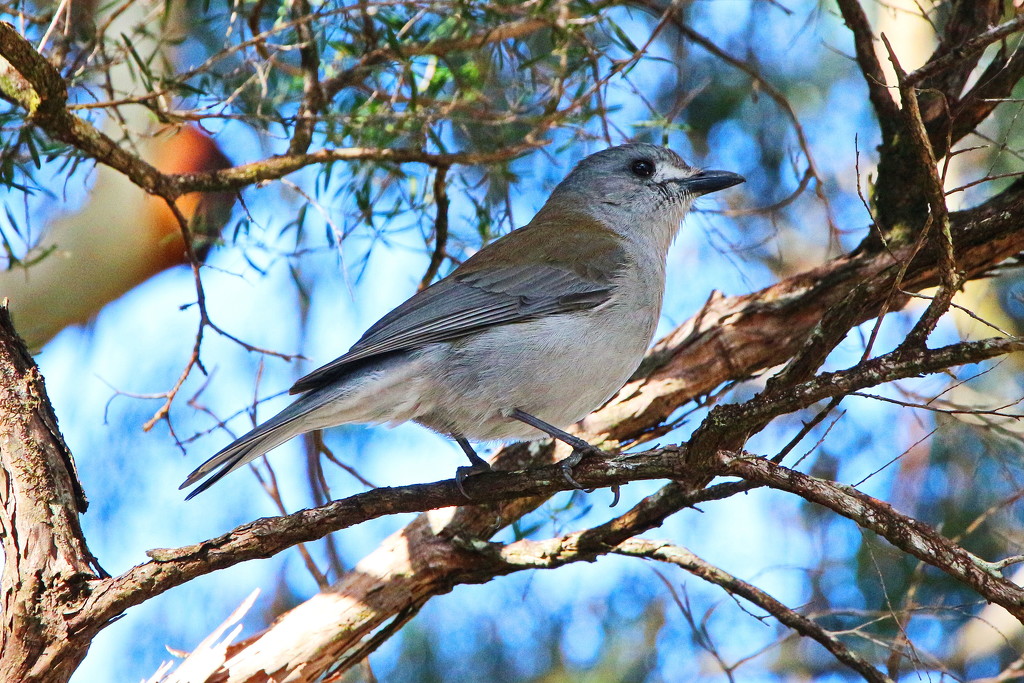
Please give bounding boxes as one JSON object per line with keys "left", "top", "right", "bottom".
{"left": 541, "top": 142, "right": 744, "bottom": 250}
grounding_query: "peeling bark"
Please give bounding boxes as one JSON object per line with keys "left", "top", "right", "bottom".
{"left": 0, "top": 306, "right": 100, "bottom": 683}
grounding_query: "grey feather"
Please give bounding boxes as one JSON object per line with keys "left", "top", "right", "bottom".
{"left": 179, "top": 391, "right": 326, "bottom": 498}
{"left": 289, "top": 247, "right": 625, "bottom": 395}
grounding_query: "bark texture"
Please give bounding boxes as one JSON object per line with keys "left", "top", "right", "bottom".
{"left": 0, "top": 306, "right": 99, "bottom": 682}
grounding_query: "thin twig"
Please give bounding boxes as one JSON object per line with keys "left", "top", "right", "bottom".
{"left": 419, "top": 164, "right": 450, "bottom": 290}
{"left": 613, "top": 539, "right": 894, "bottom": 683}
{"left": 720, "top": 452, "right": 1024, "bottom": 621}
{"left": 882, "top": 35, "right": 961, "bottom": 350}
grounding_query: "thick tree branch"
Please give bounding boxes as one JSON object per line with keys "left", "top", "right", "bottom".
{"left": 882, "top": 35, "right": 959, "bottom": 349}
{"left": 203, "top": 478, "right": 751, "bottom": 681}
{"left": 848, "top": 5, "right": 1024, "bottom": 244}
{"left": 72, "top": 451, "right": 694, "bottom": 643}
{"left": 588, "top": 178, "right": 1024, "bottom": 445}
{"left": 687, "top": 335, "right": 1024, "bottom": 481}
{"left": 917, "top": 0, "right": 1002, "bottom": 106}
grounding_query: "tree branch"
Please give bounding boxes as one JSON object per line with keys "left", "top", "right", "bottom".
{"left": 168, "top": 143, "right": 546, "bottom": 194}
{"left": 905, "top": 13, "right": 1024, "bottom": 88}
{"left": 949, "top": 42, "right": 1024, "bottom": 147}
{"left": 69, "top": 451, "right": 694, "bottom": 648}
{"left": 917, "top": 0, "right": 1002, "bottom": 103}
{"left": 392, "top": 530, "right": 898, "bottom": 682}
{"left": 611, "top": 539, "right": 894, "bottom": 683}
{"left": 720, "top": 453, "right": 1024, "bottom": 622}
{"left": 835, "top": 0, "right": 900, "bottom": 140}
{"left": 588, "top": 178, "right": 1024, "bottom": 446}
{"left": 285, "top": 0, "right": 325, "bottom": 156}
{"left": 0, "top": 22, "right": 171, "bottom": 197}
{"left": 68, "top": 328, "right": 1024, "bottom": 677}
{"left": 130, "top": 169, "right": 1024, "bottom": 680}
{"left": 420, "top": 164, "right": 450, "bottom": 290}
{"left": 881, "top": 35, "right": 959, "bottom": 349}
{"left": 0, "top": 21, "right": 545, "bottom": 203}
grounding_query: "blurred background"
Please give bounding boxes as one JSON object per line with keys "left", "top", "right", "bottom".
{"left": 3, "top": 0, "right": 1024, "bottom": 679}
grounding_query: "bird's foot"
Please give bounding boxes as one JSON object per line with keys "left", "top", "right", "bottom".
{"left": 557, "top": 443, "right": 602, "bottom": 492}
{"left": 560, "top": 451, "right": 620, "bottom": 506}
{"left": 506, "top": 409, "right": 610, "bottom": 497}
{"left": 455, "top": 461, "right": 492, "bottom": 499}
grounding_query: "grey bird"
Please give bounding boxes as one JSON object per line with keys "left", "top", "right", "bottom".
{"left": 181, "top": 143, "right": 744, "bottom": 499}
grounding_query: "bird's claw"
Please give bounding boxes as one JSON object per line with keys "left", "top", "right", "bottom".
{"left": 609, "top": 485, "right": 621, "bottom": 507}
{"left": 455, "top": 461, "right": 492, "bottom": 499}
{"left": 559, "top": 447, "right": 597, "bottom": 493}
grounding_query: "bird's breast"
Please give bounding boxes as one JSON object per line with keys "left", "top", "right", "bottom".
{"left": 412, "top": 286, "right": 662, "bottom": 441}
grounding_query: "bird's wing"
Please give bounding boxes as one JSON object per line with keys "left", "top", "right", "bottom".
{"left": 289, "top": 215, "right": 628, "bottom": 395}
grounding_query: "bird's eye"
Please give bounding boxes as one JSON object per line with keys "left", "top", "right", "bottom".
{"left": 630, "top": 158, "right": 655, "bottom": 179}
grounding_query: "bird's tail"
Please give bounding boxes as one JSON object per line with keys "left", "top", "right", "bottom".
{"left": 179, "top": 393, "right": 325, "bottom": 500}
{"left": 180, "top": 353, "right": 415, "bottom": 499}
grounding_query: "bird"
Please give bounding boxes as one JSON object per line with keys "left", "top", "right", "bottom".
{"left": 180, "top": 143, "right": 744, "bottom": 500}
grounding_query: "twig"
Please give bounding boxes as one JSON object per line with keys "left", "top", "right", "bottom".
{"left": 720, "top": 452, "right": 1024, "bottom": 622}
{"left": 419, "top": 164, "right": 450, "bottom": 290}
{"left": 35, "top": 0, "right": 71, "bottom": 53}
{"left": 649, "top": 3, "right": 835, "bottom": 234}
{"left": 882, "top": 35, "right": 961, "bottom": 350}
{"left": 613, "top": 539, "right": 894, "bottom": 683}
{"left": 286, "top": 0, "right": 325, "bottom": 155}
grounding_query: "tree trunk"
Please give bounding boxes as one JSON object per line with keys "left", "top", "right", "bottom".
{"left": 0, "top": 305, "right": 100, "bottom": 682}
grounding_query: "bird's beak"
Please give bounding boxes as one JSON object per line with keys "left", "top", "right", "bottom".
{"left": 677, "top": 169, "right": 745, "bottom": 196}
